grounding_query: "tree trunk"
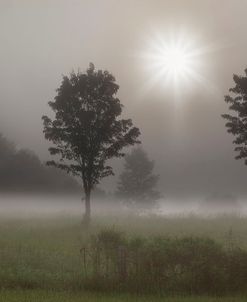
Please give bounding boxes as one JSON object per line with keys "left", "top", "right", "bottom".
{"left": 83, "top": 190, "right": 91, "bottom": 227}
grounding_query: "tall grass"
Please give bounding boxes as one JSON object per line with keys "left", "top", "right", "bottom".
{"left": 83, "top": 229, "right": 247, "bottom": 295}
{"left": 1, "top": 214, "right": 247, "bottom": 294}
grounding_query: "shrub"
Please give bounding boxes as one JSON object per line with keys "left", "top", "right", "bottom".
{"left": 82, "top": 230, "right": 247, "bottom": 295}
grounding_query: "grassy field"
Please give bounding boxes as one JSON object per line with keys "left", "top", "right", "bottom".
{"left": 0, "top": 290, "right": 246, "bottom": 302}
{"left": 1, "top": 213, "right": 247, "bottom": 300}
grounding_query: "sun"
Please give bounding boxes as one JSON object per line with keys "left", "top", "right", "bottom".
{"left": 139, "top": 31, "right": 207, "bottom": 90}
{"left": 160, "top": 45, "right": 192, "bottom": 77}
{"left": 148, "top": 38, "right": 198, "bottom": 83}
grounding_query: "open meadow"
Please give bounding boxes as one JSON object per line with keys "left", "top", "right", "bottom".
{"left": 1, "top": 210, "right": 247, "bottom": 301}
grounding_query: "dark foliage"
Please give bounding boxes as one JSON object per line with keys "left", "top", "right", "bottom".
{"left": 222, "top": 68, "right": 247, "bottom": 164}
{"left": 117, "top": 147, "right": 160, "bottom": 209}
{"left": 83, "top": 229, "right": 247, "bottom": 295}
{"left": 42, "top": 63, "right": 140, "bottom": 223}
{"left": 0, "top": 134, "right": 80, "bottom": 193}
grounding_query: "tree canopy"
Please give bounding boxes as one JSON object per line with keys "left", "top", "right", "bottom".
{"left": 42, "top": 63, "right": 141, "bottom": 223}
{"left": 117, "top": 147, "right": 160, "bottom": 209}
{"left": 222, "top": 68, "right": 247, "bottom": 164}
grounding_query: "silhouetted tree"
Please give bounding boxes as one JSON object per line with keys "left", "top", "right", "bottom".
{"left": 117, "top": 147, "right": 160, "bottom": 209}
{"left": 42, "top": 63, "right": 140, "bottom": 225}
{"left": 222, "top": 68, "right": 247, "bottom": 164}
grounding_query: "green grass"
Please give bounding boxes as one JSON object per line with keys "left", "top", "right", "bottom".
{"left": 1, "top": 213, "right": 247, "bottom": 298}
{"left": 0, "top": 290, "right": 245, "bottom": 302}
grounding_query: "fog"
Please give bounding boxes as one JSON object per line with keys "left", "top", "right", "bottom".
{"left": 1, "top": 0, "right": 247, "bottom": 201}
{"left": 0, "top": 195, "right": 245, "bottom": 218}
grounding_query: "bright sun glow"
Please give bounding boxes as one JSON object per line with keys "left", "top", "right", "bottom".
{"left": 160, "top": 45, "right": 192, "bottom": 77}
{"left": 147, "top": 37, "right": 199, "bottom": 84}
{"left": 139, "top": 31, "right": 212, "bottom": 92}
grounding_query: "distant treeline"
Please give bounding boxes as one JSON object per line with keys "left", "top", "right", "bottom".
{"left": 0, "top": 134, "right": 80, "bottom": 194}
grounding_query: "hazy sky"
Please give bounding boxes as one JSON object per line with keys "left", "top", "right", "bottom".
{"left": 1, "top": 0, "right": 247, "bottom": 198}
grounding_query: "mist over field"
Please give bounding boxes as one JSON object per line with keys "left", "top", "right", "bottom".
{"left": 0, "top": 194, "right": 244, "bottom": 218}
{"left": 2, "top": 1, "right": 247, "bottom": 300}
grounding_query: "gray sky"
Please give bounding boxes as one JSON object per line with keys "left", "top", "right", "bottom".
{"left": 1, "top": 0, "right": 247, "bottom": 198}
